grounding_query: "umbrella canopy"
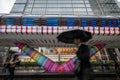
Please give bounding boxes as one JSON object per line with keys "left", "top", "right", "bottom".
{"left": 57, "top": 29, "right": 92, "bottom": 44}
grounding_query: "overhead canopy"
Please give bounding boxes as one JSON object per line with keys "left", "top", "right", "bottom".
{"left": 0, "top": 14, "right": 120, "bottom": 48}
{"left": 0, "top": 26, "right": 120, "bottom": 48}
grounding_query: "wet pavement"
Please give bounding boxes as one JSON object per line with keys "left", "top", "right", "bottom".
{"left": 0, "top": 71, "right": 118, "bottom": 80}
{"left": 0, "top": 67, "right": 119, "bottom": 80}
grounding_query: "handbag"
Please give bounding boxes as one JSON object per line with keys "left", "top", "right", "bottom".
{"left": 74, "top": 59, "right": 81, "bottom": 74}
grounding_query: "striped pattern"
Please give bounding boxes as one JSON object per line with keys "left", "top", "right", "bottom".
{"left": 0, "top": 26, "right": 120, "bottom": 35}
{"left": 16, "top": 43, "right": 105, "bottom": 72}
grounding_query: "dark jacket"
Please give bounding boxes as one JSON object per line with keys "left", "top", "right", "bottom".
{"left": 76, "top": 44, "right": 91, "bottom": 70}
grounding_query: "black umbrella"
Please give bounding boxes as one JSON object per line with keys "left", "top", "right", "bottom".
{"left": 57, "top": 29, "right": 92, "bottom": 44}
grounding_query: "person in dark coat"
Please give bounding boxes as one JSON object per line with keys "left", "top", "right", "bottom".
{"left": 74, "top": 38, "right": 94, "bottom": 80}
{"left": 3, "top": 54, "right": 21, "bottom": 80}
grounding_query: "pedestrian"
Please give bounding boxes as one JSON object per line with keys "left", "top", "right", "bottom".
{"left": 8, "top": 54, "right": 21, "bottom": 80}
{"left": 74, "top": 38, "right": 94, "bottom": 80}
{"left": 2, "top": 54, "right": 12, "bottom": 75}
{"left": 57, "top": 29, "right": 93, "bottom": 80}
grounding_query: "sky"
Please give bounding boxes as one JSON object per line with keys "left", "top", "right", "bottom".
{"left": 0, "top": 0, "right": 16, "bottom": 13}
{"left": 0, "top": 0, "right": 120, "bottom": 13}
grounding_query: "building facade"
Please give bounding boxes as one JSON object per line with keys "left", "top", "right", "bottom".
{"left": 0, "top": 0, "right": 120, "bottom": 63}
{"left": 11, "top": 0, "right": 120, "bottom": 16}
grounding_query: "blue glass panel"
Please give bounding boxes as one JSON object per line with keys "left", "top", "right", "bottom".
{"left": 22, "top": 18, "right": 34, "bottom": 26}
{"left": 101, "top": 19, "right": 106, "bottom": 27}
{"left": 91, "top": 19, "right": 96, "bottom": 28}
{"left": 118, "top": 19, "right": 120, "bottom": 28}
{"left": 108, "top": 19, "right": 112, "bottom": 27}
{"left": 81, "top": 18, "right": 87, "bottom": 27}
{"left": 46, "top": 18, "right": 58, "bottom": 26}
{"left": 67, "top": 18, "right": 74, "bottom": 26}
{"left": 6, "top": 18, "right": 14, "bottom": 26}
{"left": 113, "top": 20, "right": 117, "bottom": 27}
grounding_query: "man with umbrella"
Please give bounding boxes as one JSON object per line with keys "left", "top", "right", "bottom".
{"left": 57, "top": 29, "right": 94, "bottom": 80}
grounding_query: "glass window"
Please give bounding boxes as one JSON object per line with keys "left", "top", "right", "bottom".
{"left": 32, "top": 11, "right": 45, "bottom": 14}
{"left": 47, "top": 4, "right": 58, "bottom": 7}
{"left": 72, "top": 0, "right": 84, "bottom": 3}
{"left": 35, "top": 0, "right": 47, "bottom": 3}
{"left": 87, "top": 8, "right": 92, "bottom": 11}
{"left": 46, "top": 8, "right": 58, "bottom": 11}
{"left": 15, "top": 0, "right": 27, "bottom": 3}
{"left": 59, "top": 8, "right": 72, "bottom": 11}
{"left": 28, "top": 0, "right": 34, "bottom": 3}
{"left": 46, "top": 11, "right": 59, "bottom": 14}
{"left": 81, "top": 11, "right": 88, "bottom": 15}
{"left": 26, "top": 3, "right": 33, "bottom": 7}
{"left": 59, "top": 11, "right": 73, "bottom": 15}
{"left": 11, "top": 4, "right": 25, "bottom": 12}
{"left": 24, "top": 8, "right": 32, "bottom": 12}
{"left": 24, "top": 12, "right": 31, "bottom": 14}
{"left": 32, "top": 8, "right": 46, "bottom": 12}
{"left": 24, "top": 10, "right": 31, "bottom": 13}
{"left": 34, "top": 4, "right": 46, "bottom": 7}
{"left": 58, "top": 4, "right": 72, "bottom": 7}
{"left": 84, "top": 0, "right": 89, "bottom": 3}
{"left": 48, "top": 0, "right": 57, "bottom": 3}
{"left": 58, "top": 7, "right": 73, "bottom": 14}
{"left": 86, "top": 4, "right": 91, "bottom": 7}
{"left": 95, "top": 0, "right": 120, "bottom": 16}
{"left": 58, "top": 1, "right": 71, "bottom": 3}
{"left": 74, "top": 8, "right": 86, "bottom": 11}
{"left": 73, "top": 4, "right": 85, "bottom": 7}
{"left": 88, "top": 11, "right": 94, "bottom": 15}
{"left": 74, "top": 11, "right": 87, "bottom": 15}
